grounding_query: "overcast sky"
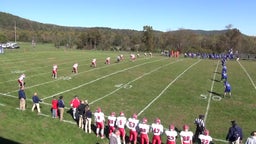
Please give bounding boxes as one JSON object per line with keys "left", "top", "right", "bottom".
{"left": 1, "top": 0, "right": 256, "bottom": 36}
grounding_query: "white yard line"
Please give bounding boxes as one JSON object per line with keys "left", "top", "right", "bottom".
{"left": 204, "top": 60, "right": 219, "bottom": 124}
{"left": 237, "top": 60, "right": 256, "bottom": 90}
{"left": 137, "top": 59, "right": 202, "bottom": 116}
{"left": 0, "top": 103, "right": 6, "bottom": 106}
{"left": 90, "top": 59, "right": 183, "bottom": 104}
{"left": 42, "top": 59, "right": 165, "bottom": 100}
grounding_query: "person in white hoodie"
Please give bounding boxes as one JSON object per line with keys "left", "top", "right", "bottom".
{"left": 245, "top": 131, "right": 256, "bottom": 144}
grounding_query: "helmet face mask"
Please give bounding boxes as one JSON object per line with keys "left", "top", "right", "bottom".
{"left": 120, "top": 112, "right": 124, "bottom": 116}
{"left": 155, "top": 118, "right": 161, "bottom": 124}
{"left": 183, "top": 124, "right": 189, "bottom": 130}
{"left": 111, "top": 112, "right": 115, "bottom": 116}
{"left": 97, "top": 107, "right": 101, "bottom": 112}
{"left": 204, "top": 129, "right": 209, "bottom": 135}
{"left": 133, "top": 113, "right": 137, "bottom": 119}
{"left": 169, "top": 124, "right": 175, "bottom": 130}
{"left": 142, "top": 118, "right": 147, "bottom": 123}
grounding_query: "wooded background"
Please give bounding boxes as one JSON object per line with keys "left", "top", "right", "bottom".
{"left": 1, "top": 12, "right": 256, "bottom": 55}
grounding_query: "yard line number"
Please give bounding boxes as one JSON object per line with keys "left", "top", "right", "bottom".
{"left": 200, "top": 94, "right": 222, "bottom": 101}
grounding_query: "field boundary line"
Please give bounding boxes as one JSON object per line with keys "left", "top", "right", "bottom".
{"left": 237, "top": 60, "right": 256, "bottom": 89}
{"left": 42, "top": 58, "right": 166, "bottom": 100}
{"left": 137, "top": 59, "right": 202, "bottom": 116}
{"left": 90, "top": 59, "right": 184, "bottom": 105}
{"left": 204, "top": 60, "right": 219, "bottom": 125}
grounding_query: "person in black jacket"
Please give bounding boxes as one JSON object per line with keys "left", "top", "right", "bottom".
{"left": 226, "top": 120, "right": 243, "bottom": 144}
{"left": 84, "top": 105, "right": 92, "bottom": 133}
{"left": 77, "top": 100, "right": 86, "bottom": 129}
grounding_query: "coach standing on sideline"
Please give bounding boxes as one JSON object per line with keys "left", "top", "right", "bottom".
{"left": 31, "top": 92, "right": 42, "bottom": 114}
{"left": 18, "top": 86, "right": 26, "bottom": 111}
{"left": 193, "top": 114, "right": 205, "bottom": 143}
{"left": 226, "top": 120, "right": 243, "bottom": 144}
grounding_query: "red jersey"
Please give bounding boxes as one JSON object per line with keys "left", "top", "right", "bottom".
{"left": 52, "top": 99, "right": 58, "bottom": 109}
{"left": 70, "top": 98, "right": 80, "bottom": 108}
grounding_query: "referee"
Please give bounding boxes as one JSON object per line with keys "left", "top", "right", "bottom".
{"left": 193, "top": 114, "right": 205, "bottom": 143}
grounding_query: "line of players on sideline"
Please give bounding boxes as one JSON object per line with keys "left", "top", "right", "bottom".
{"left": 69, "top": 95, "right": 211, "bottom": 144}
{"left": 48, "top": 94, "right": 211, "bottom": 144}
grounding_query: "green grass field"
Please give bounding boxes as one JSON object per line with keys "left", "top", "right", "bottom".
{"left": 0, "top": 42, "right": 256, "bottom": 144}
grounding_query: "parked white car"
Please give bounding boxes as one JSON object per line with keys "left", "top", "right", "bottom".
{"left": 1, "top": 42, "right": 20, "bottom": 49}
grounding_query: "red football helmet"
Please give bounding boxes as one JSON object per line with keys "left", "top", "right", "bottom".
{"left": 133, "top": 113, "right": 137, "bottom": 119}
{"left": 111, "top": 112, "right": 116, "bottom": 116}
{"left": 169, "top": 124, "right": 175, "bottom": 130}
{"left": 97, "top": 107, "right": 101, "bottom": 112}
{"left": 142, "top": 118, "right": 147, "bottom": 124}
{"left": 155, "top": 118, "right": 161, "bottom": 124}
{"left": 183, "top": 124, "right": 189, "bottom": 130}
{"left": 120, "top": 112, "right": 124, "bottom": 116}
{"left": 204, "top": 129, "right": 209, "bottom": 135}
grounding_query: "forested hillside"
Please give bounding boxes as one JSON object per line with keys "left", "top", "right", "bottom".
{"left": 0, "top": 12, "right": 255, "bottom": 54}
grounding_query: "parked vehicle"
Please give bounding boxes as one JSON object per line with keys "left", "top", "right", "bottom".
{"left": 0, "top": 42, "right": 20, "bottom": 49}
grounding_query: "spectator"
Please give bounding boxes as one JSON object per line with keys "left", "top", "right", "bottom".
{"left": 58, "top": 95, "right": 65, "bottom": 121}
{"left": 84, "top": 105, "right": 92, "bottom": 133}
{"left": 31, "top": 92, "right": 42, "bottom": 114}
{"left": 51, "top": 96, "right": 58, "bottom": 118}
{"left": 70, "top": 95, "right": 80, "bottom": 120}
{"left": 109, "top": 129, "right": 121, "bottom": 144}
{"left": 245, "top": 131, "right": 256, "bottom": 144}
{"left": 18, "top": 86, "right": 26, "bottom": 111}
{"left": 77, "top": 100, "right": 86, "bottom": 129}
{"left": 193, "top": 114, "right": 205, "bottom": 143}
{"left": 226, "top": 120, "right": 243, "bottom": 144}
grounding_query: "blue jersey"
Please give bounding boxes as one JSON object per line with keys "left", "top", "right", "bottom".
{"left": 225, "top": 83, "right": 231, "bottom": 92}
{"left": 222, "top": 66, "right": 227, "bottom": 73}
{"left": 222, "top": 72, "right": 228, "bottom": 80}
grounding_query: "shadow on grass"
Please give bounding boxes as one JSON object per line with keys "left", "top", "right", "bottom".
{"left": 210, "top": 78, "right": 222, "bottom": 83}
{"left": 0, "top": 137, "right": 21, "bottom": 144}
{"left": 208, "top": 90, "right": 223, "bottom": 97}
{"left": 214, "top": 71, "right": 221, "bottom": 74}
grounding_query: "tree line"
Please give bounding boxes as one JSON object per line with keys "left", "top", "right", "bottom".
{"left": 0, "top": 12, "right": 256, "bottom": 54}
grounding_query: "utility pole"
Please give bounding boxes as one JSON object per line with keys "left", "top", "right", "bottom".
{"left": 14, "top": 21, "right": 16, "bottom": 43}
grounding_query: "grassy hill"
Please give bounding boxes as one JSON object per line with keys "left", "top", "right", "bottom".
{"left": 0, "top": 42, "right": 256, "bottom": 144}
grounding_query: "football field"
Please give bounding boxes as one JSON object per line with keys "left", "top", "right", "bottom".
{"left": 1, "top": 44, "right": 256, "bottom": 144}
